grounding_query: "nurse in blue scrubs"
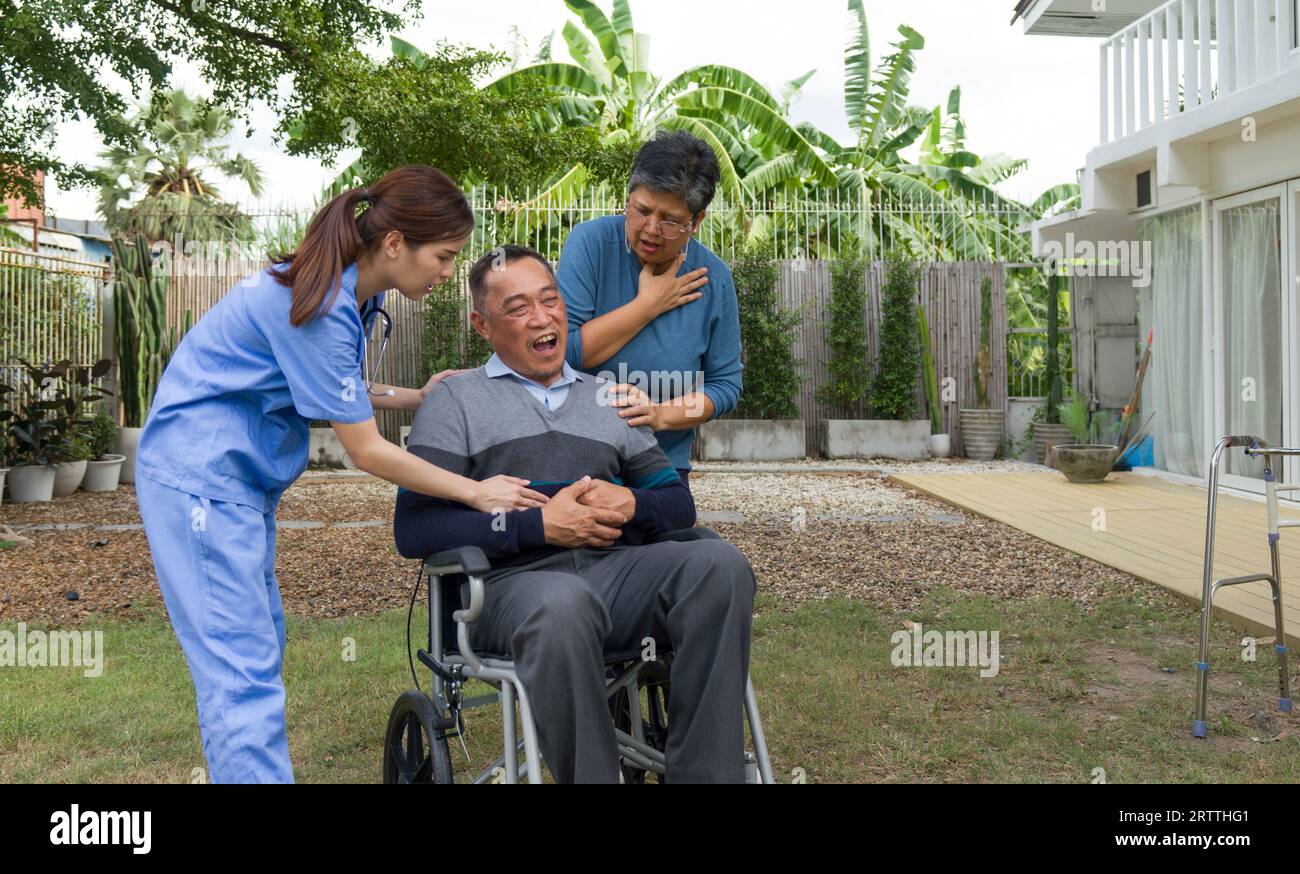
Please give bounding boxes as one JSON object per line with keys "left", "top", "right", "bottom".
{"left": 135, "top": 164, "right": 549, "bottom": 783}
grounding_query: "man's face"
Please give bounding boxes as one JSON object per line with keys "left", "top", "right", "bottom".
{"left": 470, "top": 257, "right": 567, "bottom": 385}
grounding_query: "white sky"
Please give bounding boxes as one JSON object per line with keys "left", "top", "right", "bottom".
{"left": 44, "top": 0, "right": 1100, "bottom": 220}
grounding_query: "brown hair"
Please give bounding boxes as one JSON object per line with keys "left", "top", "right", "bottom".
{"left": 273, "top": 165, "right": 474, "bottom": 326}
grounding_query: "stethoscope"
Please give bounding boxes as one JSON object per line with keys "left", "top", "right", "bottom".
{"left": 362, "top": 305, "right": 396, "bottom": 397}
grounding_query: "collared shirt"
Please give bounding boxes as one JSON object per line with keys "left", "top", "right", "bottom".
{"left": 483, "top": 352, "right": 584, "bottom": 411}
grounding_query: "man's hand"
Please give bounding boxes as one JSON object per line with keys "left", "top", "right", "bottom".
{"left": 542, "top": 476, "right": 628, "bottom": 548}
{"left": 576, "top": 478, "right": 636, "bottom": 520}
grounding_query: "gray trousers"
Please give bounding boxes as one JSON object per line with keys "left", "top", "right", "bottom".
{"left": 462, "top": 538, "right": 756, "bottom": 783}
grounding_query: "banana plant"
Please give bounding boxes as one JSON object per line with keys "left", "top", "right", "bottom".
{"left": 474, "top": 0, "right": 836, "bottom": 205}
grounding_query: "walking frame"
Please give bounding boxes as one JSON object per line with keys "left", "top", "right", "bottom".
{"left": 1194, "top": 435, "right": 1300, "bottom": 737}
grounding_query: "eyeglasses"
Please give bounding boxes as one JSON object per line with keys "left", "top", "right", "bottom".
{"left": 625, "top": 204, "right": 696, "bottom": 241}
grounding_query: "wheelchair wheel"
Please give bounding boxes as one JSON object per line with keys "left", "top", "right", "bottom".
{"left": 612, "top": 659, "right": 670, "bottom": 784}
{"left": 383, "top": 690, "right": 454, "bottom": 784}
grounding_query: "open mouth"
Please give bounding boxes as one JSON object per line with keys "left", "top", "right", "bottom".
{"left": 531, "top": 332, "right": 558, "bottom": 355}
{"left": 638, "top": 239, "right": 661, "bottom": 255}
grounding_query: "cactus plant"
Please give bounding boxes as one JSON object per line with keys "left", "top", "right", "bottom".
{"left": 112, "top": 234, "right": 191, "bottom": 427}
{"left": 973, "top": 276, "right": 993, "bottom": 409}
{"left": 917, "top": 304, "right": 942, "bottom": 435}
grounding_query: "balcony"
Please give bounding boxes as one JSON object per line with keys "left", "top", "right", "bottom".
{"left": 1099, "top": 0, "right": 1300, "bottom": 145}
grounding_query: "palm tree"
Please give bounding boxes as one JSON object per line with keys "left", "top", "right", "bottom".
{"left": 96, "top": 89, "right": 265, "bottom": 244}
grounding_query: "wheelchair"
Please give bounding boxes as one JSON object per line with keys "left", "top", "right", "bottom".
{"left": 381, "top": 528, "right": 775, "bottom": 784}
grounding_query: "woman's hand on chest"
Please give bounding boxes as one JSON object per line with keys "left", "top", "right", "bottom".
{"left": 635, "top": 253, "right": 709, "bottom": 319}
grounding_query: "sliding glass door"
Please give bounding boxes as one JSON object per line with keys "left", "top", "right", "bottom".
{"left": 1211, "top": 185, "right": 1292, "bottom": 487}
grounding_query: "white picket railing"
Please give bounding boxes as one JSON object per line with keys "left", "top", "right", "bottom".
{"left": 1099, "top": 0, "right": 1300, "bottom": 144}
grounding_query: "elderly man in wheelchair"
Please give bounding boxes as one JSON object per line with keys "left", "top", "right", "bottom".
{"left": 385, "top": 245, "right": 772, "bottom": 784}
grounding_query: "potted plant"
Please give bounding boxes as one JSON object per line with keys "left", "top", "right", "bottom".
{"left": 49, "top": 359, "right": 112, "bottom": 496}
{"left": 698, "top": 253, "right": 805, "bottom": 460}
{"left": 1034, "top": 272, "right": 1072, "bottom": 467}
{"left": 7, "top": 361, "right": 75, "bottom": 502}
{"left": 958, "top": 277, "right": 1006, "bottom": 460}
{"left": 80, "top": 412, "right": 126, "bottom": 492}
{"left": 918, "top": 298, "right": 949, "bottom": 457}
{"left": 113, "top": 233, "right": 191, "bottom": 483}
{"left": 819, "top": 247, "right": 930, "bottom": 460}
{"left": 1053, "top": 394, "right": 1122, "bottom": 483}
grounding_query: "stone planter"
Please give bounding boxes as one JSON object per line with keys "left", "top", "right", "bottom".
{"left": 1033, "top": 423, "right": 1074, "bottom": 468}
{"left": 1054, "top": 444, "right": 1120, "bottom": 483}
{"left": 52, "top": 459, "right": 88, "bottom": 497}
{"left": 929, "top": 434, "right": 952, "bottom": 458}
{"left": 117, "top": 427, "right": 143, "bottom": 484}
{"left": 83, "top": 454, "right": 126, "bottom": 492}
{"left": 958, "top": 409, "right": 1005, "bottom": 460}
{"left": 698, "top": 420, "right": 806, "bottom": 462}
{"left": 820, "top": 419, "right": 930, "bottom": 460}
{"left": 8, "top": 464, "right": 56, "bottom": 502}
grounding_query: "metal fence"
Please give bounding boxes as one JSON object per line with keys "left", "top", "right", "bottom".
{"left": 198, "top": 186, "right": 1034, "bottom": 265}
{"left": 1007, "top": 326, "right": 1076, "bottom": 400}
{"left": 0, "top": 247, "right": 109, "bottom": 388}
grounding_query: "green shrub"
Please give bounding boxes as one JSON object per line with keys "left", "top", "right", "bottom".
{"left": 817, "top": 255, "right": 869, "bottom": 416}
{"left": 871, "top": 247, "right": 921, "bottom": 421}
{"left": 731, "top": 255, "right": 801, "bottom": 420}
{"left": 79, "top": 413, "right": 120, "bottom": 459}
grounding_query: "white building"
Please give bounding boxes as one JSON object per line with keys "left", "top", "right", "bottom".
{"left": 1015, "top": 0, "right": 1300, "bottom": 492}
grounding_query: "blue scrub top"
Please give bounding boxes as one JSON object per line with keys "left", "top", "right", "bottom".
{"left": 137, "top": 262, "right": 383, "bottom": 510}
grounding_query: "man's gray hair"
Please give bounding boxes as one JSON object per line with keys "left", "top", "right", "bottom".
{"left": 627, "top": 130, "right": 720, "bottom": 217}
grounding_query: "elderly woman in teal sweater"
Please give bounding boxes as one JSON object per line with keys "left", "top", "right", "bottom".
{"left": 557, "top": 130, "right": 743, "bottom": 485}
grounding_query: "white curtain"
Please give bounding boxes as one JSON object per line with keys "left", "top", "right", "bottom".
{"left": 1221, "top": 201, "right": 1283, "bottom": 479}
{"left": 1137, "top": 207, "right": 1204, "bottom": 477}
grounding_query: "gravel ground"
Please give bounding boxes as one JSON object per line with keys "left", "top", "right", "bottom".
{"left": 0, "top": 469, "right": 1139, "bottom": 625}
{"left": 694, "top": 458, "right": 1049, "bottom": 475}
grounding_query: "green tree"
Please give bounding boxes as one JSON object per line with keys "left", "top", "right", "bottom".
{"left": 288, "top": 41, "right": 611, "bottom": 193}
{"left": 0, "top": 0, "right": 414, "bottom": 208}
{"left": 97, "top": 89, "right": 264, "bottom": 243}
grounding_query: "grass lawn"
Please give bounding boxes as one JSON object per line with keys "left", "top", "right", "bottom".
{"left": 3, "top": 583, "right": 1298, "bottom": 783}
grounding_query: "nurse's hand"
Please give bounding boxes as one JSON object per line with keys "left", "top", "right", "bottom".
{"left": 637, "top": 253, "right": 708, "bottom": 318}
{"left": 469, "top": 474, "right": 551, "bottom": 512}
{"left": 420, "top": 368, "right": 470, "bottom": 399}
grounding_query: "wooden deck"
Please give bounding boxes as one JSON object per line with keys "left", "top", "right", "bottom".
{"left": 889, "top": 470, "right": 1300, "bottom": 644}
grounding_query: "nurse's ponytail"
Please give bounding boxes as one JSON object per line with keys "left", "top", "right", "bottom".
{"left": 272, "top": 164, "right": 474, "bottom": 327}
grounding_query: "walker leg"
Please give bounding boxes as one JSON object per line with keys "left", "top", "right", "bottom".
{"left": 1194, "top": 440, "right": 1230, "bottom": 738}
{"left": 1266, "top": 467, "right": 1291, "bottom": 712}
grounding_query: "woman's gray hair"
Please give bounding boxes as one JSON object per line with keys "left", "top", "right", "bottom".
{"left": 627, "top": 130, "right": 720, "bottom": 217}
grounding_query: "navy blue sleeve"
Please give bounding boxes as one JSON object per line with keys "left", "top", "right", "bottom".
{"left": 628, "top": 477, "right": 696, "bottom": 537}
{"left": 394, "top": 490, "right": 547, "bottom": 560}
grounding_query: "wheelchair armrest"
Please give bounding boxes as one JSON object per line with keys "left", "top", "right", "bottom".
{"left": 423, "top": 546, "right": 491, "bottom": 577}
{"left": 646, "top": 526, "right": 721, "bottom": 544}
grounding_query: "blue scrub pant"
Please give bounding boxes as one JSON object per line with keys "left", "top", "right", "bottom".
{"left": 136, "top": 473, "right": 294, "bottom": 783}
